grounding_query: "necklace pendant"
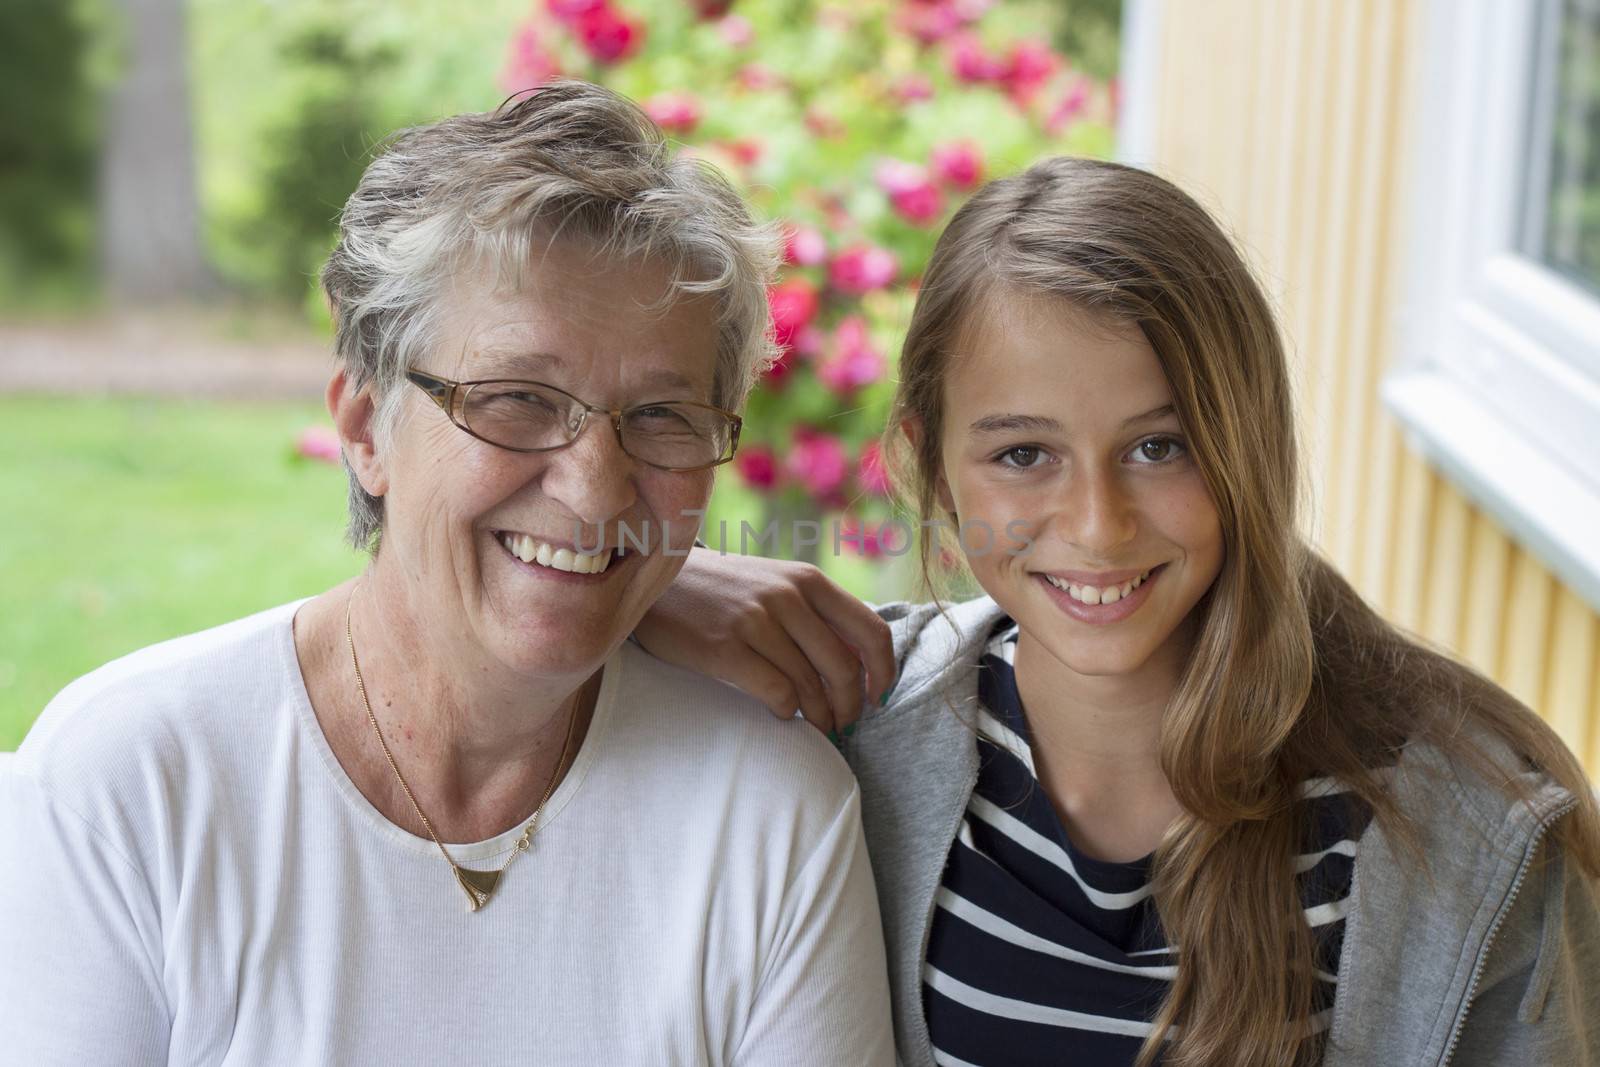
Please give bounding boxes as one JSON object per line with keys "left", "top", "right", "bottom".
{"left": 455, "top": 865, "right": 502, "bottom": 912}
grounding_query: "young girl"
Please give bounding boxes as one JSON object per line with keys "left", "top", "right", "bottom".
{"left": 636, "top": 157, "right": 1600, "bottom": 1065}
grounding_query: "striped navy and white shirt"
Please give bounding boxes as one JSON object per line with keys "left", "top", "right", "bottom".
{"left": 922, "top": 618, "right": 1370, "bottom": 1066}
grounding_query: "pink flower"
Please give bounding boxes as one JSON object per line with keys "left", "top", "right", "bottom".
{"left": 793, "top": 324, "right": 825, "bottom": 359}
{"left": 877, "top": 160, "right": 943, "bottom": 225}
{"left": 295, "top": 426, "right": 342, "bottom": 466}
{"left": 857, "top": 440, "right": 891, "bottom": 496}
{"left": 644, "top": 91, "right": 701, "bottom": 134}
{"left": 931, "top": 141, "right": 984, "bottom": 190}
{"left": 951, "top": 0, "right": 994, "bottom": 20}
{"left": 725, "top": 138, "right": 763, "bottom": 167}
{"left": 546, "top": 0, "right": 606, "bottom": 22}
{"left": 1004, "top": 39, "right": 1058, "bottom": 103}
{"left": 500, "top": 23, "right": 563, "bottom": 94}
{"left": 736, "top": 63, "right": 784, "bottom": 91}
{"left": 875, "top": 160, "right": 925, "bottom": 195}
{"left": 829, "top": 244, "right": 899, "bottom": 294}
{"left": 716, "top": 13, "right": 754, "bottom": 46}
{"left": 892, "top": 184, "right": 942, "bottom": 225}
{"left": 782, "top": 224, "right": 828, "bottom": 267}
{"left": 893, "top": 74, "right": 935, "bottom": 103}
{"left": 897, "top": 0, "right": 963, "bottom": 44}
{"left": 817, "top": 316, "right": 888, "bottom": 395}
{"left": 1046, "top": 76, "right": 1092, "bottom": 134}
{"left": 767, "top": 278, "right": 820, "bottom": 351}
{"left": 735, "top": 445, "right": 780, "bottom": 491}
{"left": 576, "top": 5, "right": 644, "bottom": 64}
{"left": 786, "top": 428, "right": 850, "bottom": 498}
{"left": 947, "top": 33, "right": 1008, "bottom": 84}
{"left": 839, "top": 518, "right": 901, "bottom": 559}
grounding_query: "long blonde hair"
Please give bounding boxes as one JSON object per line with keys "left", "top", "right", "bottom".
{"left": 887, "top": 156, "right": 1600, "bottom": 1066}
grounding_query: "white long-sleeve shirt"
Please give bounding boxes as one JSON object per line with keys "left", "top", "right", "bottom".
{"left": 0, "top": 600, "right": 894, "bottom": 1066}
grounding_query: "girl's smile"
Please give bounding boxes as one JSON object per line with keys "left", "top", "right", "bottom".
{"left": 1032, "top": 562, "right": 1166, "bottom": 624}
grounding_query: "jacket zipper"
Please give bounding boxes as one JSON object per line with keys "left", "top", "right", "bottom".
{"left": 1437, "top": 795, "right": 1578, "bottom": 1066}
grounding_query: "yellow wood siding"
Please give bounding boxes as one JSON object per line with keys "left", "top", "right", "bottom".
{"left": 1141, "top": 0, "right": 1600, "bottom": 772}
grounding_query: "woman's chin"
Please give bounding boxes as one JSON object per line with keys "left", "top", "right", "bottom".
{"left": 479, "top": 610, "right": 616, "bottom": 676}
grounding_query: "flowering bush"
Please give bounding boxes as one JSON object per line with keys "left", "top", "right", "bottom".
{"left": 497, "top": 0, "right": 1114, "bottom": 559}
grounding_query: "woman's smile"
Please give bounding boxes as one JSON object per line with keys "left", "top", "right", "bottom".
{"left": 492, "top": 531, "right": 624, "bottom": 579}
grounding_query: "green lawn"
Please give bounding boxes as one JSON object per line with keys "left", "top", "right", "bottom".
{"left": 0, "top": 394, "right": 899, "bottom": 750}
{"left": 0, "top": 395, "right": 361, "bottom": 748}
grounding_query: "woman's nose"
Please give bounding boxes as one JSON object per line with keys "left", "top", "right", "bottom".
{"left": 538, "top": 414, "right": 638, "bottom": 526}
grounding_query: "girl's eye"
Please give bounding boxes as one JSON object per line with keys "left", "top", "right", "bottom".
{"left": 996, "top": 445, "right": 1047, "bottom": 469}
{"left": 1128, "top": 435, "right": 1187, "bottom": 464}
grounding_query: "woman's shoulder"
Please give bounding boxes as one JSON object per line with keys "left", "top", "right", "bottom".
{"left": 610, "top": 638, "right": 859, "bottom": 809}
{"left": 13, "top": 599, "right": 308, "bottom": 794}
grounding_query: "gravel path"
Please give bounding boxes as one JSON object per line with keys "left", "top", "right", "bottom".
{"left": 0, "top": 309, "right": 333, "bottom": 400}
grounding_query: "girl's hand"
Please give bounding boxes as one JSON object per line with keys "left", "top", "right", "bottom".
{"left": 634, "top": 548, "right": 896, "bottom": 736}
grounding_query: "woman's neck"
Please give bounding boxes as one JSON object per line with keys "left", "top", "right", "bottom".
{"left": 1010, "top": 626, "right": 1190, "bottom": 863}
{"left": 296, "top": 574, "right": 599, "bottom": 844}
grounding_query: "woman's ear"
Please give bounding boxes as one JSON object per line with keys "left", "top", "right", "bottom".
{"left": 327, "top": 369, "right": 389, "bottom": 499}
{"left": 899, "top": 416, "right": 957, "bottom": 515}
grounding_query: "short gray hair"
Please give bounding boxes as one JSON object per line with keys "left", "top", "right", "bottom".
{"left": 321, "top": 79, "right": 781, "bottom": 553}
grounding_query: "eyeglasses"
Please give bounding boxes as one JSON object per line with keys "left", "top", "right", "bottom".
{"left": 405, "top": 370, "right": 741, "bottom": 472}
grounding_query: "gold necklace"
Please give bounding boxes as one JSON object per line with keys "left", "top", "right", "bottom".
{"left": 344, "top": 587, "right": 586, "bottom": 912}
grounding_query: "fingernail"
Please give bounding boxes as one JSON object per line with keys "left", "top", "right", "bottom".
{"left": 826, "top": 729, "right": 840, "bottom": 745}
{"left": 843, "top": 723, "right": 857, "bottom": 738}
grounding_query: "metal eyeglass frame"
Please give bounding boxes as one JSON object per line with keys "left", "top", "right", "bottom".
{"left": 405, "top": 369, "right": 742, "bottom": 473}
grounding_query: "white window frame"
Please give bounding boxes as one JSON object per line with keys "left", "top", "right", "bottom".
{"left": 1387, "top": 0, "right": 1600, "bottom": 613}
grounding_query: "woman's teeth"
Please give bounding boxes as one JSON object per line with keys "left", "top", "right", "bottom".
{"left": 1043, "top": 568, "right": 1152, "bottom": 605}
{"left": 497, "top": 532, "right": 614, "bottom": 574}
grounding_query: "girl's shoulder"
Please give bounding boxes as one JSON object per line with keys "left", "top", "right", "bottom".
{"left": 1335, "top": 735, "right": 1599, "bottom": 1062}
{"left": 869, "top": 595, "right": 1010, "bottom": 716}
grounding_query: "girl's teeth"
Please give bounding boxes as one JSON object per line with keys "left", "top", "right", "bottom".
{"left": 1043, "top": 568, "right": 1153, "bottom": 605}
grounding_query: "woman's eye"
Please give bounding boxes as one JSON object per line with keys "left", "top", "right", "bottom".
{"left": 1129, "top": 436, "right": 1186, "bottom": 464}
{"left": 996, "top": 445, "right": 1046, "bottom": 469}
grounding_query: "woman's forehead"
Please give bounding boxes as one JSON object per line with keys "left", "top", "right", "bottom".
{"left": 436, "top": 259, "right": 718, "bottom": 392}
{"left": 463, "top": 345, "right": 704, "bottom": 396}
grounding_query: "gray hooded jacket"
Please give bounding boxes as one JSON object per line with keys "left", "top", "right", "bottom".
{"left": 839, "top": 597, "right": 1600, "bottom": 1066}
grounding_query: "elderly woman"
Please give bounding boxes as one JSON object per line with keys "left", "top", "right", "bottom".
{"left": 0, "top": 81, "right": 893, "bottom": 1065}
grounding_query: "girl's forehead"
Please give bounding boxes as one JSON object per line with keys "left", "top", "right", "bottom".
{"left": 945, "top": 295, "right": 1170, "bottom": 403}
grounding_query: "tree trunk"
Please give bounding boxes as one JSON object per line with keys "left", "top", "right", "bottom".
{"left": 99, "top": 0, "right": 214, "bottom": 300}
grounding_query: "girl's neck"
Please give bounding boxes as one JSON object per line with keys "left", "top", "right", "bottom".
{"left": 1010, "top": 623, "right": 1193, "bottom": 863}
